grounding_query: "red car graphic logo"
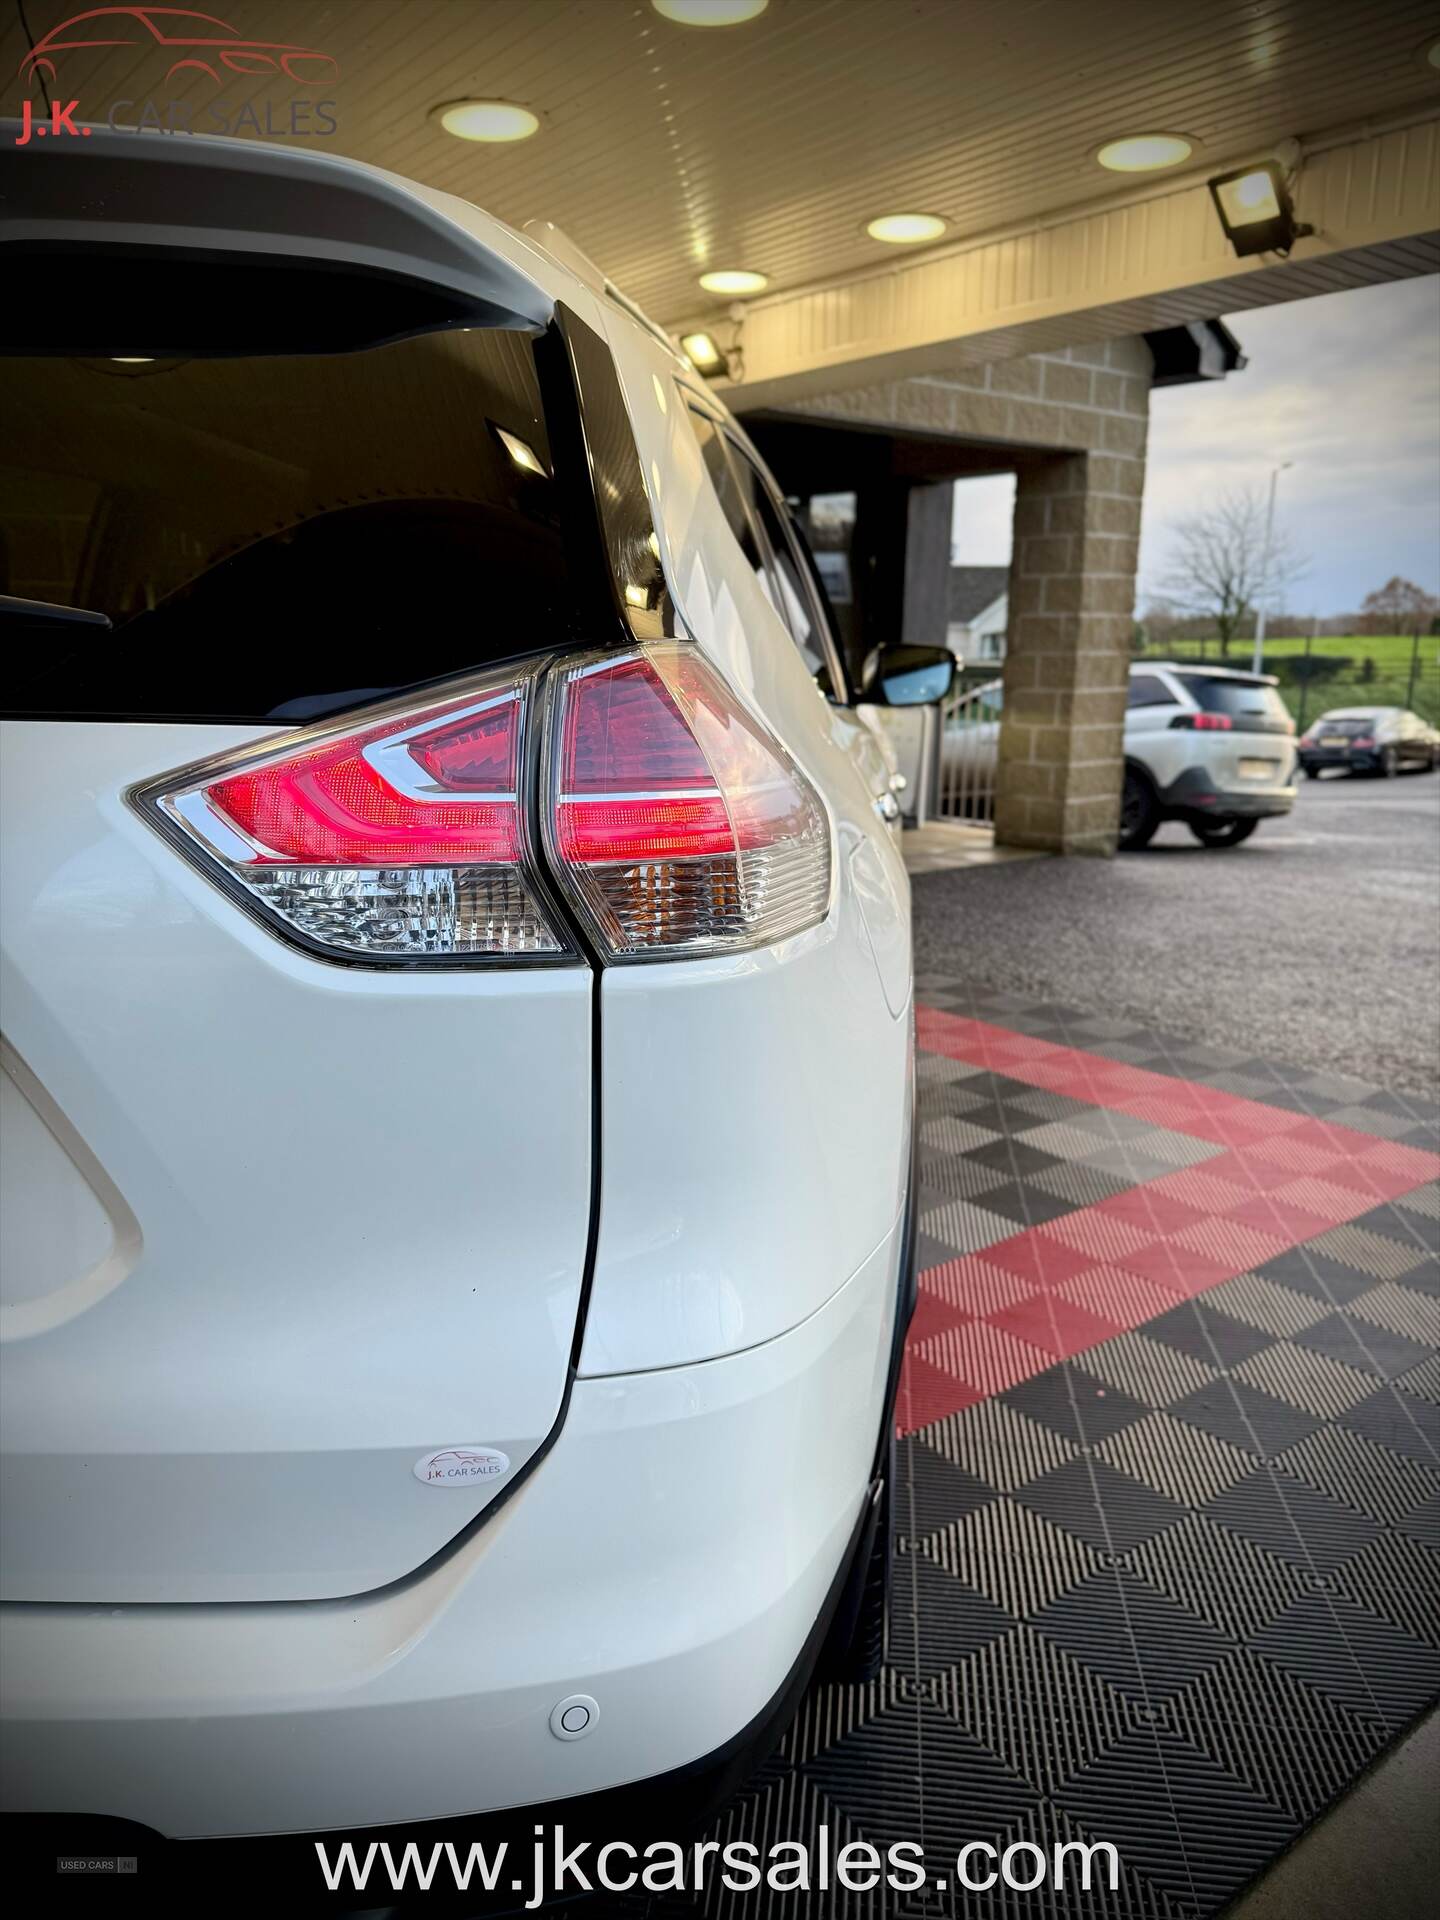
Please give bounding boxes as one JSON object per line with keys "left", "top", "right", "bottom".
{"left": 19, "top": 6, "right": 339, "bottom": 89}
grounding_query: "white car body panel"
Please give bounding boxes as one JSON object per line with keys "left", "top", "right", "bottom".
{"left": 0, "top": 1222, "right": 897, "bottom": 1836}
{"left": 0, "top": 722, "right": 594, "bottom": 1603}
{"left": 0, "top": 129, "right": 914, "bottom": 1832}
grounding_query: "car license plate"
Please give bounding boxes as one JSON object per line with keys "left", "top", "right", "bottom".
{"left": 1320, "top": 736, "right": 1347, "bottom": 747}
{"left": 1240, "top": 758, "right": 1277, "bottom": 778}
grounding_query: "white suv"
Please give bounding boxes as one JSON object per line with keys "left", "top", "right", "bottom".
{"left": 1120, "top": 663, "right": 1298, "bottom": 850}
{"left": 0, "top": 130, "right": 953, "bottom": 1855}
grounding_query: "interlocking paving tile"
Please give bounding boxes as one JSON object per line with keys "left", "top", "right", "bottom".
{"left": 1231, "top": 1340, "right": 1380, "bottom": 1418}
{"left": 809, "top": 1698, "right": 1043, "bottom": 1859}
{"left": 893, "top": 1550, "right": 1015, "bottom": 1677}
{"left": 1072, "top": 1329, "right": 1219, "bottom": 1407}
{"left": 1395, "top": 1179, "right": 1440, "bottom": 1220}
{"left": 1351, "top": 1278, "right": 1440, "bottom": 1347}
{"left": 918, "top": 1114, "right": 1003, "bottom": 1156}
{"left": 1164, "top": 1646, "right": 1390, "bottom": 1825}
{"left": 1000, "top": 1363, "right": 1151, "bottom": 1448}
{"left": 1248, "top": 1591, "right": 1440, "bottom": 1727}
{"left": 1030, "top": 1568, "right": 1226, "bottom": 1699}
{"left": 1018, "top": 1457, "right": 1187, "bottom": 1554}
{"left": 1291, "top": 1308, "right": 1433, "bottom": 1382}
{"left": 1325, "top": 1527, "right": 1440, "bottom": 1644}
{"left": 1338, "top": 1383, "right": 1440, "bottom": 1466}
{"left": 1169, "top": 1378, "right": 1324, "bottom": 1459}
{"left": 971, "top": 1178, "right": 1080, "bottom": 1227}
{"left": 922, "top": 1497, "right": 1103, "bottom": 1620}
{"left": 931, "top": 1621, "right": 1135, "bottom": 1797}
{"left": 1123, "top": 1512, "right": 1312, "bottom": 1643}
{"left": 1095, "top": 1411, "right": 1258, "bottom": 1510}
{"left": 1398, "top": 1352, "right": 1440, "bottom": 1404}
{"left": 922, "top": 1395, "right": 1076, "bottom": 1494}
{"left": 669, "top": 985, "right": 1440, "bottom": 1920}
{"left": 1028, "top": 1161, "right": 1136, "bottom": 1209}
{"left": 1303, "top": 1221, "right": 1433, "bottom": 1282}
{"left": 1272, "top": 1423, "right": 1440, "bottom": 1528}
{"left": 1397, "top": 1490, "right": 1440, "bottom": 1549}
{"left": 1144, "top": 1299, "right": 1278, "bottom": 1369}
{"left": 896, "top": 1434, "right": 996, "bottom": 1541}
{"left": 920, "top": 1197, "right": 1029, "bottom": 1256}
{"left": 1054, "top": 1725, "right": 1297, "bottom": 1911}
{"left": 1196, "top": 1271, "right": 1330, "bottom": 1338}
{"left": 1349, "top": 1199, "right": 1440, "bottom": 1252}
{"left": 1203, "top": 1467, "right": 1384, "bottom": 1570}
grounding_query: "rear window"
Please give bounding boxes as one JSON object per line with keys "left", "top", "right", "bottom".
{"left": 1, "top": 331, "right": 582, "bottom": 722}
{"left": 1175, "top": 674, "right": 1291, "bottom": 729}
{"left": 1314, "top": 717, "right": 1380, "bottom": 735}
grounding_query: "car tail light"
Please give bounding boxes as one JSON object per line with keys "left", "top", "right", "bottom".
{"left": 138, "top": 646, "right": 832, "bottom": 966}
{"left": 1354, "top": 736, "right": 1375, "bottom": 749}
{"left": 1170, "top": 712, "right": 1233, "bottom": 730}
{"left": 136, "top": 665, "right": 567, "bottom": 963}
{"left": 544, "top": 643, "right": 831, "bottom": 958}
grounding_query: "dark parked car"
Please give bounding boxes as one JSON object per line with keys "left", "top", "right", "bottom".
{"left": 1297, "top": 706, "right": 1440, "bottom": 778}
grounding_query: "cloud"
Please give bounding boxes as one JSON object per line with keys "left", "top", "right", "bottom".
{"left": 1139, "top": 276, "right": 1440, "bottom": 614}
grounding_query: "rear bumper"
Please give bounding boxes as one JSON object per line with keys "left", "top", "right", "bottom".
{"left": 1158, "top": 764, "right": 1296, "bottom": 820}
{"left": 0, "top": 1219, "right": 901, "bottom": 1840}
{"left": 1298, "top": 748, "right": 1379, "bottom": 772}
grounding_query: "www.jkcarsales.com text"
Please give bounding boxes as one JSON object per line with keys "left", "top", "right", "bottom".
{"left": 315, "top": 1825, "right": 1122, "bottom": 1902}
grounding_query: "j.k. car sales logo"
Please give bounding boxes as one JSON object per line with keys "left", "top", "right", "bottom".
{"left": 14, "top": 5, "right": 341, "bottom": 144}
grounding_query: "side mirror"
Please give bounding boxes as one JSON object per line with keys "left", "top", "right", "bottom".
{"left": 863, "top": 645, "right": 956, "bottom": 708}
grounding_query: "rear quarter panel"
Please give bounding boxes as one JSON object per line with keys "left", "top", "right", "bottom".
{"left": 577, "top": 319, "right": 912, "bottom": 1375}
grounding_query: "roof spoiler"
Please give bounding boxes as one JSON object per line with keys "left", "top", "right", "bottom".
{"left": 0, "top": 125, "right": 554, "bottom": 355}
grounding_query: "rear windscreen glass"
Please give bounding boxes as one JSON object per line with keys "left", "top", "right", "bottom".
{"left": 1, "top": 331, "right": 583, "bottom": 722}
{"left": 1176, "top": 674, "right": 1292, "bottom": 729}
{"left": 1315, "top": 717, "right": 1381, "bottom": 735}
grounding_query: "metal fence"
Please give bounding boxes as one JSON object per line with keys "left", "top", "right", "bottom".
{"left": 935, "top": 666, "right": 1003, "bottom": 822}
{"left": 1135, "top": 632, "right": 1440, "bottom": 730}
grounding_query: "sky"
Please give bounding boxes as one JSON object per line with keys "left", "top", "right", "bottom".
{"left": 951, "top": 275, "right": 1440, "bottom": 617}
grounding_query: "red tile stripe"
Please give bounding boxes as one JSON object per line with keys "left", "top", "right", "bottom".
{"left": 898, "top": 1006, "right": 1440, "bottom": 1436}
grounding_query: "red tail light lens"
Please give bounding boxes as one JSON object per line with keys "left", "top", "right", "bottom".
{"left": 139, "top": 646, "right": 832, "bottom": 965}
{"left": 138, "top": 667, "right": 566, "bottom": 962}
{"left": 546, "top": 644, "right": 831, "bottom": 957}
{"left": 1170, "top": 712, "right": 1233, "bottom": 731}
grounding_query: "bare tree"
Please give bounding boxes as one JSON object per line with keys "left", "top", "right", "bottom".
{"left": 1359, "top": 576, "right": 1439, "bottom": 638}
{"left": 1161, "top": 487, "right": 1305, "bottom": 658}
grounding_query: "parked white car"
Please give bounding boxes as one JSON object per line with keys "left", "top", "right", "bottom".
{"left": 939, "top": 665, "right": 1297, "bottom": 847}
{"left": 0, "top": 128, "right": 954, "bottom": 1848}
{"left": 1121, "top": 663, "right": 1298, "bottom": 849}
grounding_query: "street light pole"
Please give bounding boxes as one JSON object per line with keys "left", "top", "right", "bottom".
{"left": 1251, "top": 461, "right": 1293, "bottom": 676}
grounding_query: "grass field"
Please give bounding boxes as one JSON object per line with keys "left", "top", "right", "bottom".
{"left": 1135, "top": 633, "right": 1440, "bottom": 726}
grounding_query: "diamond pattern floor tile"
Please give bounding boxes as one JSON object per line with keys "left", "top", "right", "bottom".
{"left": 663, "top": 982, "right": 1440, "bottom": 1919}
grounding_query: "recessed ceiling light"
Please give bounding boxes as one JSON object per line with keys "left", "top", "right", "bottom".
{"left": 1420, "top": 36, "right": 1440, "bottom": 71}
{"left": 652, "top": 0, "right": 770, "bottom": 25}
{"left": 698, "top": 269, "right": 768, "bottom": 295}
{"left": 866, "top": 212, "right": 948, "bottom": 245}
{"left": 432, "top": 100, "right": 539, "bottom": 143}
{"left": 1095, "top": 132, "right": 1194, "bottom": 173}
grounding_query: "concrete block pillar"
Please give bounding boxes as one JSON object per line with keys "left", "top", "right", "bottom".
{"left": 993, "top": 375, "right": 1147, "bottom": 853}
